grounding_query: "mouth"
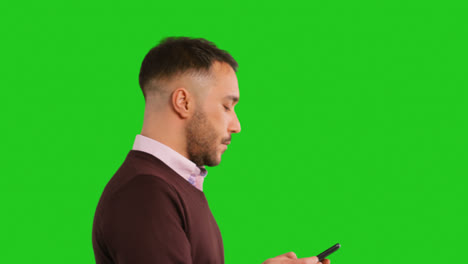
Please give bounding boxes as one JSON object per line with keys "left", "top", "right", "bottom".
{"left": 221, "top": 143, "right": 228, "bottom": 152}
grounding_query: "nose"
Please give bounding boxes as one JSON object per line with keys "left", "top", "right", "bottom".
{"left": 229, "top": 111, "right": 241, "bottom": 134}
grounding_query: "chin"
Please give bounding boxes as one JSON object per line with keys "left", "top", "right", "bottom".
{"left": 206, "top": 157, "right": 222, "bottom": 167}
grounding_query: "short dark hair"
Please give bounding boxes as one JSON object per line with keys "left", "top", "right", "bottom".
{"left": 138, "top": 36, "right": 238, "bottom": 99}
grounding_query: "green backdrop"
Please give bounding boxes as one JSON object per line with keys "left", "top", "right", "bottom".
{"left": 2, "top": 0, "right": 466, "bottom": 263}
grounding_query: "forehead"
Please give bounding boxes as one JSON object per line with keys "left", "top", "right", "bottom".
{"left": 209, "top": 61, "right": 239, "bottom": 101}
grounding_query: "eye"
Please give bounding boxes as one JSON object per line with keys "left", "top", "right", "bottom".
{"left": 223, "top": 105, "right": 231, "bottom": 111}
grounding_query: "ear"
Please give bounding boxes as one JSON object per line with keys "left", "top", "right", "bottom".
{"left": 171, "top": 87, "right": 193, "bottom": 119}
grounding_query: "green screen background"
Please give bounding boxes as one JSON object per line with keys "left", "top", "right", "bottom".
{"left": 1, "top": 1, "right": 466, "bottom": 263}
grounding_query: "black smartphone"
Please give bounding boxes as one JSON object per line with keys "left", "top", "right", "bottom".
{"left": 316, "top": 243, "right": 341, "bottom": 262}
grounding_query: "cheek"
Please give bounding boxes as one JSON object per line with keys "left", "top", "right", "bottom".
{"left": 211, "top": 110, "right": 226, "bottom": 126}
{"left": 204, "top": 112, "right": 223, "bottom": 134}
{"left": 205, "top": 106, "right": 228, "bottom": 132}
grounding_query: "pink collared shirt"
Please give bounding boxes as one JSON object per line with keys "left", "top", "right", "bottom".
{"left": 131, "top": 134, "right": 208, "bottom": 192}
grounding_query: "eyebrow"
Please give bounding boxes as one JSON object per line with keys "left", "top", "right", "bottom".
{"left": 224, "top": 95, "right": 239, "bottom": 103}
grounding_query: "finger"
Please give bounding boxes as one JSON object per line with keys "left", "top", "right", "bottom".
{"left": 322, "top": 259, "right": 331, "bottom": 264}
{"left": 287, "top": 252, "right": 298, "bottom": 259}
{"left": 276, "top": 251, "right": 298, "bottom": 259}
{"left": 299, "top": 256, "right": 319, "bottom": 264}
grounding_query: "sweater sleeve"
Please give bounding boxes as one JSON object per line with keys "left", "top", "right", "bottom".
{"left": 105, "top": 174, "right": 192, "bottom": 264}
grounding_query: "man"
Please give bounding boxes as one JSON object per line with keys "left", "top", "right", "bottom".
{"left": 92, "top": 36, "right": 330, "bottom": 264}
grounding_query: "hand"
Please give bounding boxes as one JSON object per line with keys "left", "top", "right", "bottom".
{"left": 262, "top": 251, "right": 331, "bottom": 264}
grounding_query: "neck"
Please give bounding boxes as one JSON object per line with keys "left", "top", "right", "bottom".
{"left": 140, "top": 113, "right": 189, "bottom": 160}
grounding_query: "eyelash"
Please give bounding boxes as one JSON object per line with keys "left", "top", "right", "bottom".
{"left": 223, "top": 105, "right": 231, "bottom": 111}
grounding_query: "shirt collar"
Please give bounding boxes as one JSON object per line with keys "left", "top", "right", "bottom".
{"left": 131, "top": 134, "right": 208, "bottom": 182}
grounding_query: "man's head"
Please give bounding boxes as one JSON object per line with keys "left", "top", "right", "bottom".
{"left": 138, "top": 36, "right": 241, "bottom": 167}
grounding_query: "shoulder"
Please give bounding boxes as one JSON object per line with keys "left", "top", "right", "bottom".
{"left": 125, "top": 174, "right": 175, "bottom": 191}
{"left": 102, "top": 174, "right": 186, "bottom": 222}
{"left": 118, "top": 174, "right": 180, "bottom": 203}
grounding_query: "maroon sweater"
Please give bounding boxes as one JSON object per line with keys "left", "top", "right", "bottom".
{"left": 92, "top": 150, "right": 224, "bottom": 263}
